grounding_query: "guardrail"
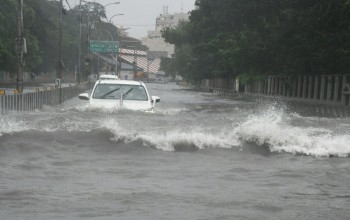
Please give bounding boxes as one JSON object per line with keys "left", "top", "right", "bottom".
{"left": 0, "top": 83, "right": 90, "bottom": 113}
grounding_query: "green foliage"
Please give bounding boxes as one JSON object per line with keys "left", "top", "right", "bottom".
{"left": 162, "top": 0, "right": 350, "bottom": 83}
{"left": 159, "top": 57, "right": 175, "bottom": 77}
{"left": 0, "top": 0, "right": 17, "bottom": 73}
{"left": 80, "top": 2, "right": 107, "bottom": 23}
{"left": 238, "top": 73, "right": 265, "bottom": 85}
{"left": 0, "top": 0, "right": 131, "bottom": 77}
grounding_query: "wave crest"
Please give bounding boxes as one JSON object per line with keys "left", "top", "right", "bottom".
{"left": 0, "top": 115, "right": 28, "bottom": 137}
{"left": 234, "top": 107, "right": 350, "bottom": 157}
{"left": 139, "top": 129, "right": 240, "bottom": 152}
{"left": 1, "top": 105, "right": 349, "bottom": 157}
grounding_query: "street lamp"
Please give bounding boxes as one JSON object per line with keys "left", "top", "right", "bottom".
{"left": 83, "top": 0, "right": 119, "bottom": 7}
{"left": 104, "top": 2, "right": 120, "bottom": 8}
{"left": 108, "top": 13, "right": 124, "bottom": 23}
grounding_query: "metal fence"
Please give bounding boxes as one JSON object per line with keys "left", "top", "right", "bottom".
{"left": 0, "top": 83, "right": 90, "bottom": 113}
{"left": 245, "top": 74, "right": 350, "bottom": 107}
{"left": 201, "top": 75, "right": 350, "bottom": 117}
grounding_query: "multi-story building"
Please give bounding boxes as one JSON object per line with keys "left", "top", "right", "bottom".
{"left": 142, "top": 6, "right": 190, "bottom": 56}
{"left": 155, "top": 6, "right": 190, "bottom": 33}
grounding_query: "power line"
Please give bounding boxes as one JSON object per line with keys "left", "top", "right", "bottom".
{"left": 118, "top": 24, "right": 155, "bottom": 27}
{"left": 65, "top": 0, "right": 73, "bottom": 10}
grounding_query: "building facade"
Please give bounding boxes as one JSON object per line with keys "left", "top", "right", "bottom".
{"left": 141, "top": 7, "right": 190, "bottom": 56}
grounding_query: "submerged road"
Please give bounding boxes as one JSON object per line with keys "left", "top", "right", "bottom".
{"left": 0, "top": 83, "right": 350, "bottom": 220}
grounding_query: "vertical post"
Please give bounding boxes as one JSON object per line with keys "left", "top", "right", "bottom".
{"left": 115, "top": 52, "right": 118, "bottom": 76}
{"left": 308, "top": 76, "right": 313, "bottom": 99}
{"left": 314, "top": 76, "right": 319, "bottom": 100}
{"left": 327, "top": 76, "right": 333, "bottom": 102}
{"left": 86, "top": 7, "right": 92, "bottom": 88}
{"left": 0, "top": 96, "right": 2, "bottom": 114}
{"left": 302, "top": 76, "right": 308, "bottom": 99}
{"left": 341, "top": 75, "right": 347, "bottom": 105}
{"left": 58, "top": 0, "right": 63, "bottom": 80}
{"left": 282, "top": 79, "right": 287, "bottom": 96}
{"left": 270, "top": 77, "right": 274, "bottom": 95}
{"left": 278, "top": 77, "right": 283, "bottom": 95}
{"left": 274, "top": 77, "right": 279, "bottom": 95}
{"left": 287, "top": 77, "right": 292, "bottom": 97}
{"left": 334, "top": 75, "right": 340, "bottom": 102}
{"left": 133, "top": 47, "right": 136, "bottom": 79}
{"left": 320, "top": 76, "right": 326, "bottom": 100}
{"left": 16, "top": 0, "right": 24, "bottom": 93}
{"left": 97, "top": 31, "right": 100, "bottom": 78}
{"left": 297, "top": 76, "right": 302, "bottom": 98}
{"left": 118, "top": 40, "right": 122, "bottom": 79}
{"left": 276, "top": 77, "right": 280, "bottom": 95}
{"left": 57, "top": 0, "right": 63, "bottom": 104}
{"left": 77, "top": 0, "right": 82, "bottom": 84}
{"left": 293, "top": 77, "right": 297, "bottom": 97}
{"left": 115, "top": 31, "right": 120, "bottom": 78}
{"left": 87, "top": 9, "right": 90, "bottom": 83}
{"left": 263, "top": 79, "right": 267, "bottom": 94}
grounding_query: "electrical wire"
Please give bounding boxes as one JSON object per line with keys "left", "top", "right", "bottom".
{"left": 65, "top": 0, "right": 73, "bottom": 11}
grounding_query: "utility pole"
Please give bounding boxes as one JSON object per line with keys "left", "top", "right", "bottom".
{"left": 132, "top": 47, "right": 136, "bottom": 79}
{"left": 117, "top": 29, "right": 122, "bottom": 79}
{"left": 77, "top": 0, "right": 82, "bottom": 84}
{"left": 16, "top": 0, "right": 25, "bottom": 93}
{"left": 87, "top": 6, "right": 92, "bottom": 88}
{"left": 117, "top": 38, "right": 121, "bottom": 79}
{"left": 115, "top": 52, "right": 118, "bottom": 77}
{"left": 56, "top": 0, "right": 63, "bottom": 80}
{"left": 58, "top": 0, "right": 63, "bottom": 80}
{"left": 97, "top": 31, "right": 100, "bottom": 78}
{"left": 57, "top": 0, "right": 64, "bottom": 103}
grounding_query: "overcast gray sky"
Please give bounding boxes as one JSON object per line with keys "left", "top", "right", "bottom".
{"left": 66, "top": 0, "right": 196, "bottom": 39}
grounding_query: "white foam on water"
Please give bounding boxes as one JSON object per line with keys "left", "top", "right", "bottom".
{"left": 2, "top": 103, "right": 349, "bottom": 157}
{"left": 101, "top": 118, "right": 139, "bottom": 143}
{"left": 138, "top": 128, "right": 240, "bottom": 152}
{"left": 234, "top": 107, "right": 350, "bottom": 157}
{"left": 73, "top": 103, "right": 123, "bottom": 114}
{"left": 155, "top": 107, "right": 189, "bottom": 115}
{"left": 0, "top": 115, "right": 29, "bottom": 137}
{"left": 109, "top": 105, "right": 350, "bottom": 157}
{"left": 98, "top": 113, "right": 241, "bottom": 151}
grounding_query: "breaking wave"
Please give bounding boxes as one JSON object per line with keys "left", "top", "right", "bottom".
{"left": 139, "top": 129, "right": 240, "bottom": 152}
{"left": 234, "top": 107, "right": 350, "bottom": 157}
{"left": 1, "top": 106, "right": 349, "bottom": 158}
{"left": 0, "top": 115, "right": 29, "bottom": 137}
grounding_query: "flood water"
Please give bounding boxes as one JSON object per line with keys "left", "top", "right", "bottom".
{"left": 1, "top": 83, "right": 350, "bottom": 220}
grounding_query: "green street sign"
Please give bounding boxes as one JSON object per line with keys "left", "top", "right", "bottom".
{"left": 90, "top": 41, "right": 119, "bottom": 53}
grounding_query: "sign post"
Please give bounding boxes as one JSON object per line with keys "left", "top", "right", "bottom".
{"left": 90, "top": 41, "right": 119, "bottom": 76}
